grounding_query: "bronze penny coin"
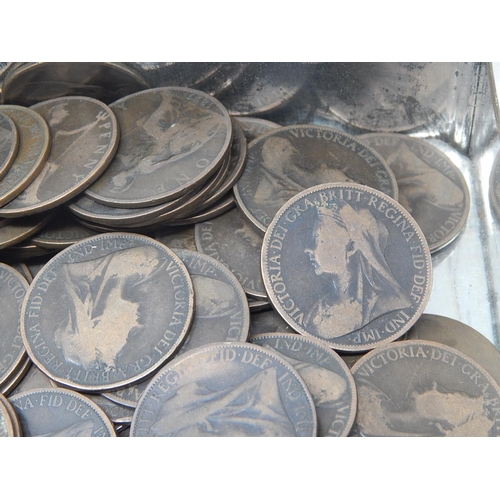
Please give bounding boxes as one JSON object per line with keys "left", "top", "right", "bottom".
{"left": 131, "top": 342, "right": 317, "bottom": 437}
{"left": 85, "top": 87, "right": 232, "bottom": 208}
{"left": 154, "top": 225, "right": 197, "bottom": 251}
{"left": 85, "top": 393, "right": 134, "bottom": 426}
{"left": 251, "top": 333, "right": 357, "bottom": 437}
{"left": 0, "top": 210, "right": 55, "bottom": 250}
{"left": 1, "top": 62, "right": 150, "bottom": 107}
{"left": 234, "top": 116, "right": 281, "bottom": 143}
{"left": 249, "top": 309, "right": 298, "bottom": 336}
{"left": 0, "top": 111, "right": 19, "bottom": 181}
{"left": 21, "top": 233, "right": 195, "bottom": 392}
{"left": 351, "top": 340, "right": 500, "bottom": 436}
{"left": 0, "top": 105, "right": 51, "bottom": 207}
{"left": 9, "top": 387, "right": 116, "bottom": 437}
{"left": 0, "top": 393, "right": 17, "bottom": 436}
{"left": 360, "top": 133, "right": 470, "bottom": 252}
{"left": 234, "top": 125, "right": 398, "bottom": 233}
{"left": 8, "top": 362, "right": 57, "bottom": 397}
{"left": 261, "top": 183, "right": 432, "bottom": 352}
{"left": 0, "top": 96, "right": 119, "bottom": 218}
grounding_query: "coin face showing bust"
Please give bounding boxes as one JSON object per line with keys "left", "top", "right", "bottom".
{"left": 261, "top": 183, "right": 432, "bottom": 352}
{"left": 351, "top": 340, "right": 500, "bottom": 437}
{"left": 234, "top": 125, "right": 398, "bottom": 233}
{"left": 21, "top": 233, "right": 195, "bottom": 392}
{"left": 250, "top": 333, "right": 356, "bottom": 437}
{"left": 131, "top": 342, "right": 317, "bottom": 437}
{"left": 359, "top": 134, "right": 470, "bottom": 252}
{"left": 9, "top": 388, "right": 116, "bottom": 437}
{"left": 0, "top": 111, "right": 19, "bottom": 182}
{"left": 0, "top": 96, "right": 119, "bottom": 218}
{"left": 85, "top": 87, "right": 232, "bottom": 208}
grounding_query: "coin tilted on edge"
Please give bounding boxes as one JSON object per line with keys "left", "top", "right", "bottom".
{"left": 21, "top": 233, "right": 195, "bottom": 392}
{"left": 0, "top": 96, "right": 119, "bottom": 218}
{"left": 261, "top": 183, "right": 432, "bottom": 352}
{"left": 350, "top": 340, "right": 500, "bottom": 437}
{"left": 0, "top": 111, "right": 19, "bottom": 181}
{"left": 359, "top": 133, "right": 470, "bottom": 253}
{"left": 131, "top": 342, "right": 317, "bottom": 437}
{"left": 250, "top": 333, "right": 357, "bottom": 437}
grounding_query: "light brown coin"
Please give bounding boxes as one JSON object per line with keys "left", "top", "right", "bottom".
{"left": 0, "top": 105, "right": 50, "bottom": 207}
{"left": 21, "top": 233, "right": 195, "bottom": 392}
{"left": 0, "top": 111, "right": 18, "bottom": 181}
{"left": 85, "top": 87, "right": 232, "bottom": 208}
{"left": 0, "top": 96, "right": 119, "bottom": 217}
{"left": 359, "top": 133, "right": 470, "bottom": 252}
{"left": 351, "top": 340, "right": 500, "bottom": 436}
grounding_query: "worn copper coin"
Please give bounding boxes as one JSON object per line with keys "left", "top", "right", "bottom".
{"left": 351, "top": 340, "right": 500, "bottom": 436}
{"left": 0, "top": 96, "right": 119, "bottom": 218}
{"left": 249, "top": 309, "right": 298, "bottom": 336}
{"left": 8, "top": 362, "right": 57, "bottom": 397}
{"left": 21, "top": 233, "right": 195, "bottom": 392}
{"left": 360, "top": 134, "right": 470, "bottom": 252}
{"left": 85, "top": 87, "right": 232, "bottom": 208}
{"left": 0, "top": 393, "right": 16, "bottom": 436}
{"left": 195, "top": 206, "right": 267, "bottom": 299}
{"left": 0, "top": 210, "right": 55, "bottom": 250}
{"left": 9, "top": 388, "right": 116, "bottom": 436}
{"left": 251, "top": 333, "right": 356, "bottom": 437}
{"left": 0, "top": 111, "right": 18, "bottom": 181}
{"left": 131, "top": 342, "right": 317, "bottom": 437}
{"left": 261, "top": 183, "right": 432, "bottom": 352}
{"left": 235, "top": 116, "right": 281, "bottom": 143}
{"left": 234, "top": 125, "right": 398, "bottom": 233}
{"left": 0, "top": 105, "right": 51, "bottom": 207}
{"left": 155, "top": 225, "right": 197, "bottom": 251}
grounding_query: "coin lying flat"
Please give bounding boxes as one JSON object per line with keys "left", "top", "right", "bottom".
{"left": 131, "top": 342, "right": 317, "bottom": 437}
{"left": 261, "top": 183, "right": 432, "bottom": 352}
{"left": 0, "top": 96, "right": 119, "bottom": 218}
{"left": 234, "top": 116, "right": 281, "bottom": 143}
{"left": 9, "top": 388, "right": 116, "bottom": 436}
{"left": 21, "top": 233, "right": 195, "bottom": 392}
{"left": 251, "top": 333, "right": 356, "bottom": 437}
{"left": 234, "top": 125, "right": 398, "bottom": 233}
{"left": 351, "top": 340, "right": 500, "bottom": 436}
{"left": 0, "top": 111, "right": 19, "bottom": 181}
{"left": 0, "top": 105, "right": 51, "bottom": 207}
{"left": 85, "top": 87, "right": 232, "bottom": 208}
{"left": 359, "top": 134, "right": 470, "bottom": 252}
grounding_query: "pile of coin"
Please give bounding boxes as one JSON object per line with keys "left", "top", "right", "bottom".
{"left": 0, "top": 62, "right": 498, "bottom": 437}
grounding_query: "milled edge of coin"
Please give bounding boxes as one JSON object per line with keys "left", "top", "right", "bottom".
{"left": 234, "top": 124, "right": 399, "bottom": 234}
{"left": 8, "top": 387, "right": 116, "bottom": 437}
{"left": 0, "top": 111, "right": 19, "bottom": 181}
{"left": 0, "top": 105, "right": 51, "bottom": 207}
{"left": 130, "top": 341, "right": 318, "bottom": 437}
{"left": 250, "top": 332, "right": 357, "bottom": 437}
{"left": 20, "top": 232, "right": 195, "bottom": 392}
{"left": 261, "top": 182, "right": 433, "bottom": 352}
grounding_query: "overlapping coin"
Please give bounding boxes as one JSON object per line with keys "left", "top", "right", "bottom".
{"left": 21, "top": 233, "right": 195, "bottom": 392}
{"left": 0, "top": 111, "right": 19, "bottom": 181}
{"left": 261, "top": 183, "right": 432, "bottom": 352}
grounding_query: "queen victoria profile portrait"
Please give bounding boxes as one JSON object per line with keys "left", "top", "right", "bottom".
{"left": 304, "top": 203, "right": 412, "bottom": 339}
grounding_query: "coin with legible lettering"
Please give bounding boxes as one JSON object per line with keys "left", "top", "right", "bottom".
{"left": 234, "top": 125, "right": 398, "bottom": 233}
{"left": 21, "top": 233, "right": 194, "bottom": 392}
{"left": 0, "top": 96, "right": 119, "bottom": 218}
{"left": 9, "top": 387, "right": 116, "bottom": 436}
{"left": 0, "top": 111, "right": 18, "bottom": 181}
{"left": 251, "top": 333, "right": 356, "bottom": 437}
{"left": 261, "top": 183, "right": 432, "bottom": 352}
{"left": 359, "top": 133, "right": 470, "bottom": 252}
{"left": 131, "top": 342, "right": 317, "bottom": 436}
{"left": 351, "top": 340, "right": 500, "bottom": 436}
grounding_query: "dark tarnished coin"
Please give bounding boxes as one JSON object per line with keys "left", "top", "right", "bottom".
{"left": 0, "top": 264, "right": 29, "bottom": 389}
{"left": 85, "top": 87, "right": 232, "bottom": 208}
{"left": 0, "top": 211, "right": 55, "bottom": 250}
{"left": 0, "top": 111, "right": 18, "bottom": 180}
{"left": 0, "top": 96, "right": 119, "bottom": 217}
{"left": 8, "top": 362, "right": 57, "bottom": 397}
{"left": 0, "top": 105, "right": 51, "bottom": 207}
{"left": 195, "top": 206, "right": 266, "bottom": 298}
{"left": 21, "top": 233, "right": 195, "bottom": 392}
{"left": 234, "top": 125, "right": 398, "bottom": 233}
{"left": 251, "top": 333, "right": 356, "bottom": 437}
{"left": 155, "top": 225, "right": 197, "bottom": 251}
{"left": 1, "top": 62, "right": 150, "bottom": 107}
{"left": 131, "top": 342, "right": 317, "bottom": 437}
{"left": 360, "top": 134, "right": 470, "bottom": 252}
{"left": 0, "top": 393, "right": 16, "bottom": 436}
{"left": 403, "top": 314, "right": 500, "bottom": 388}
{"left": 351, "top": 340, "right": 500, "bottom": 436}
{"left": 261, "top": 183, "right": 432, "bottom": 352}
{"left": 86, "top": 393, "right": 134, "bottom": 425}
{"left": 173, "top": 249, "right": 250, "bottom": 355}
{"left": 9, "top": 388, "right": 116, "bottom": 436}
{"left": 234, "top": 116, "right": 281, "bottom": 143}
{"left": 249, "top": 309, "right": 298, "bottom": 336}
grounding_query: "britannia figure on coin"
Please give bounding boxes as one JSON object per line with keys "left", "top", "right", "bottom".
{"left": 109, "top": 92, "right": 226, "bottom": 193}
{"left": 304, "top": 203, "right": 412, "bottom": 339}
{"left": 54, "top": 245, "right": 165, "bottom": 371}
